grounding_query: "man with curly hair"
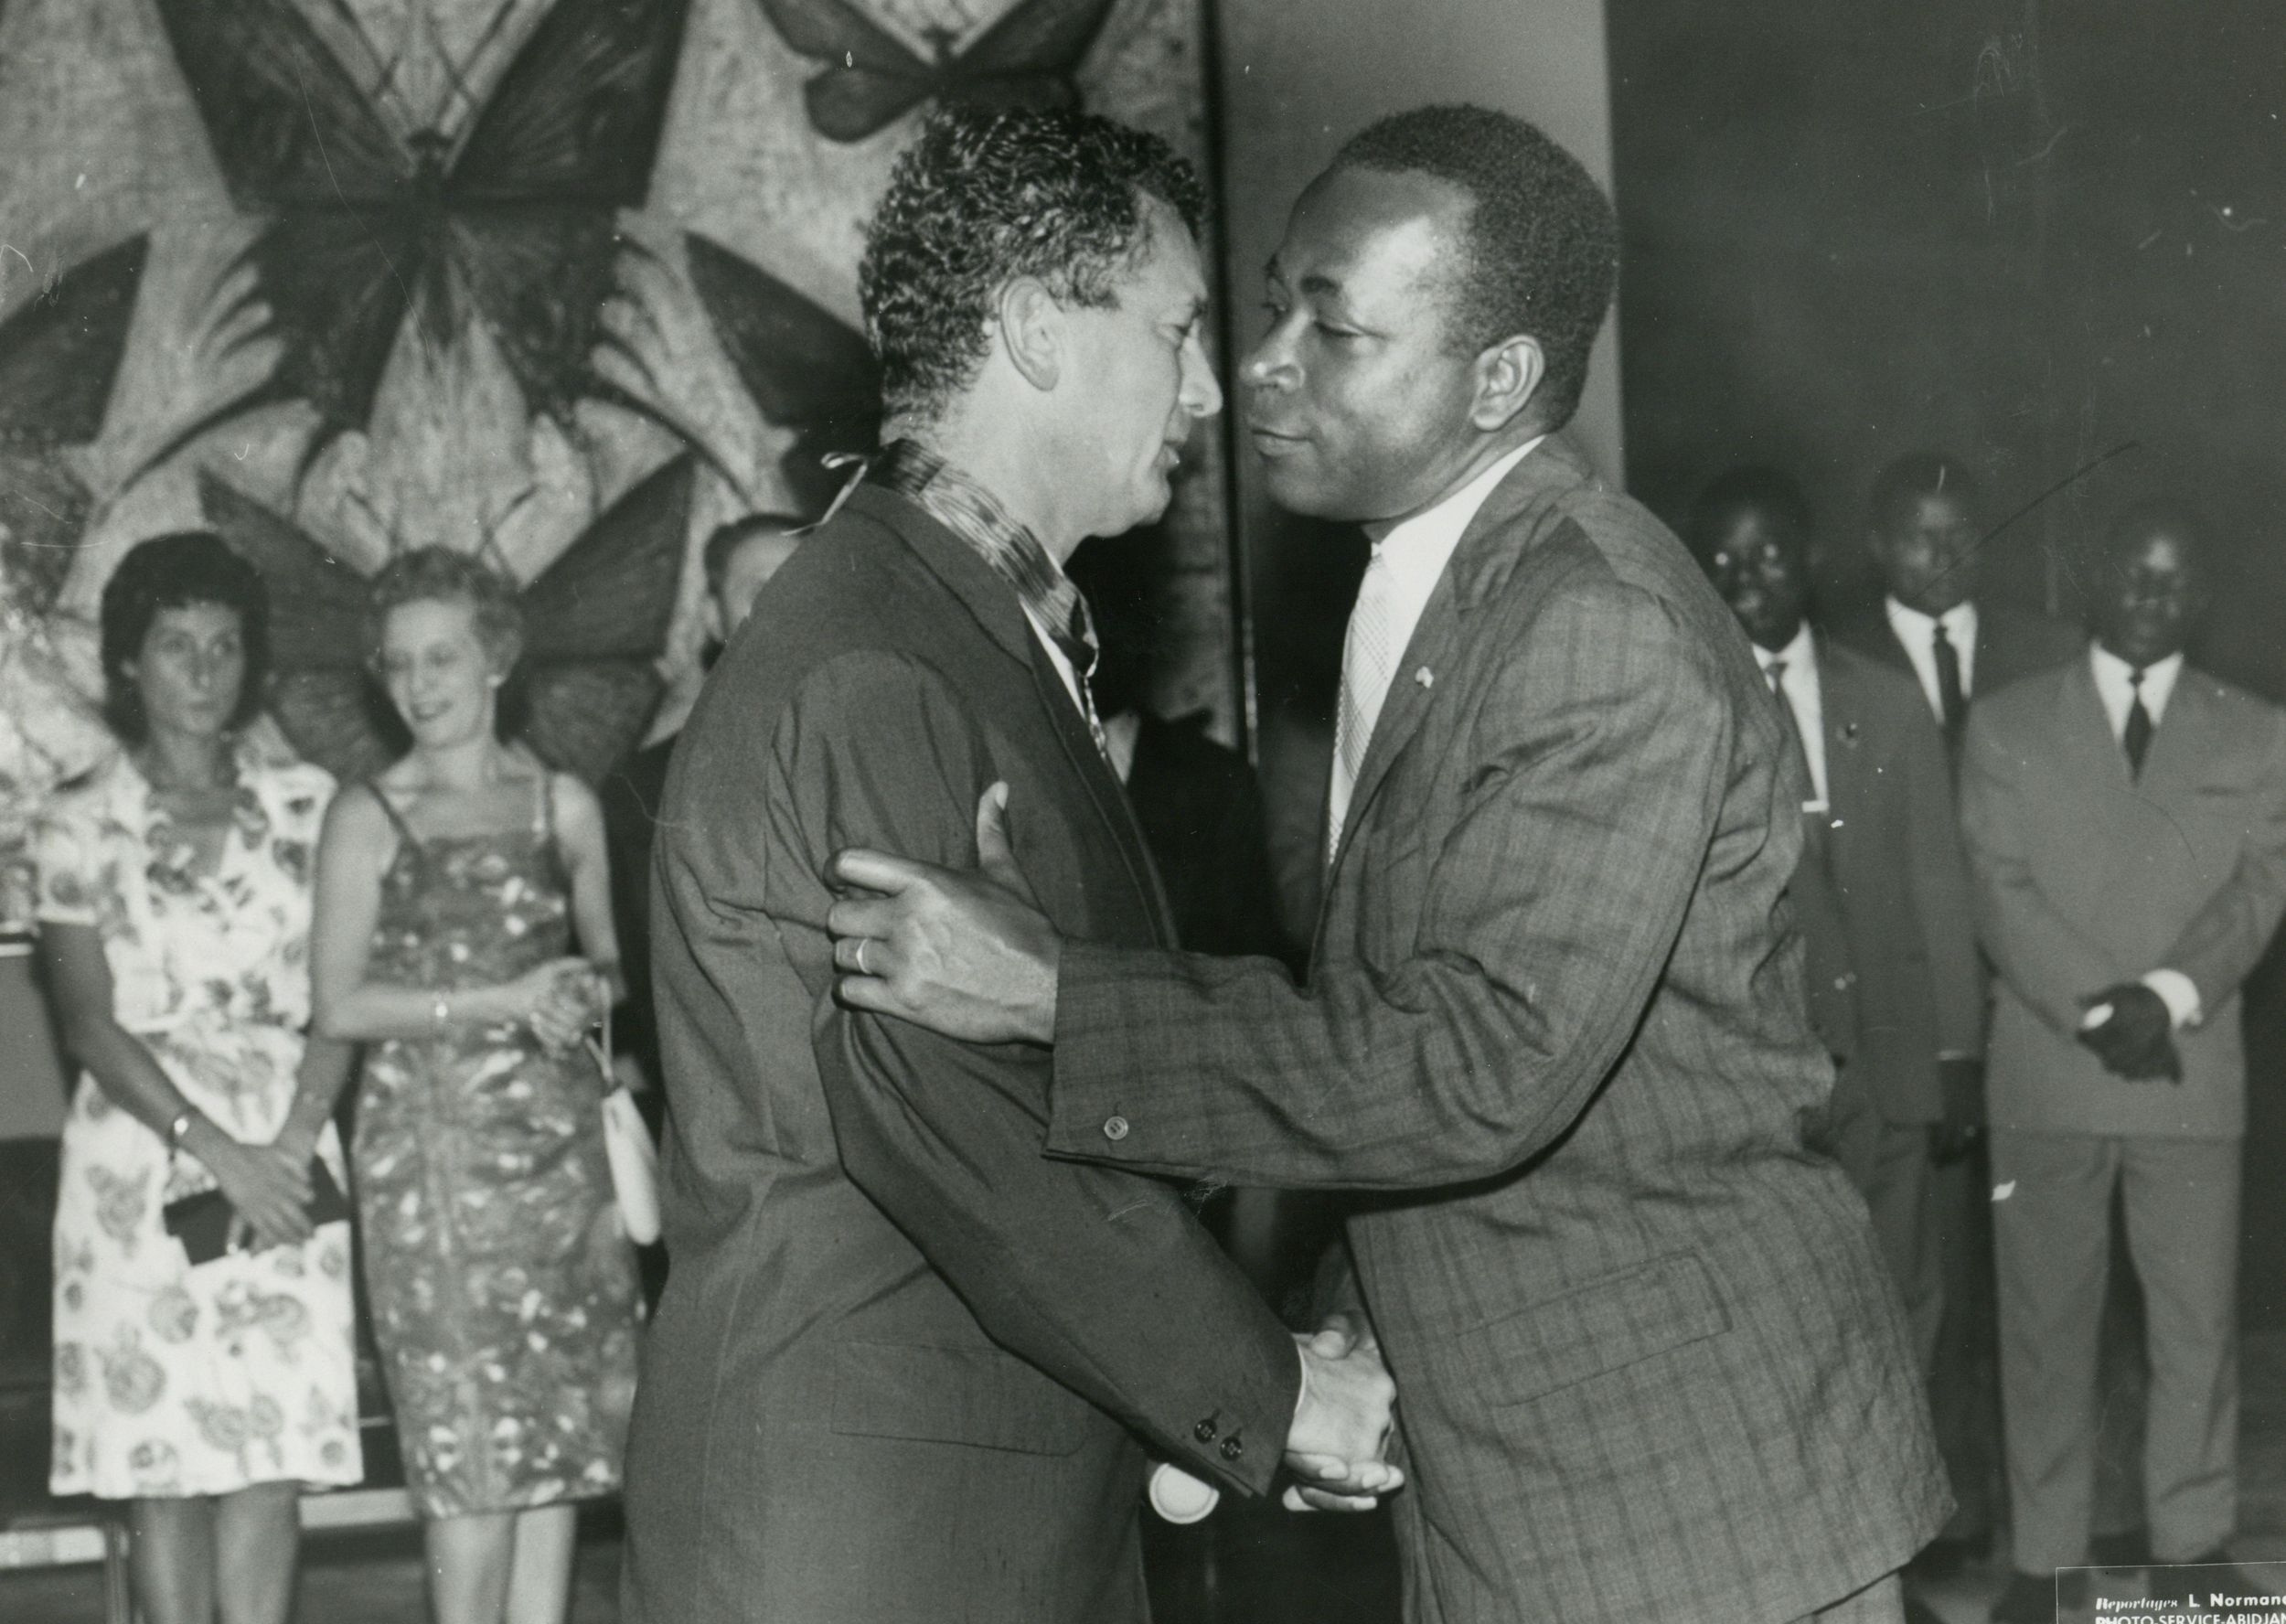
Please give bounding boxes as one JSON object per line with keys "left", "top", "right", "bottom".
{"left": 830, "top": 104, "right": 1952, "bottom": 1621}
{"left": 620, "top": 106, "right": 1398, "bottom": 1624}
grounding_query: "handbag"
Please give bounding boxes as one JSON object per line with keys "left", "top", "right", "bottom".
{"left": 588, "top": 1009, "right": 662, "bottom": 1245}
{"left": 162, "top": 1153, "right": 350, "bottom": 1266}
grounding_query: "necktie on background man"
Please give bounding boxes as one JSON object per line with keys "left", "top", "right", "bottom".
{"left": 1930, "top": 620, "right": 1968, "bottom": 742}
{"left": 1327, "top": 550, "right": 1399, "bottom": 864}
{"left": 2123, "top": 667, "right": 2154, "bottom": 778}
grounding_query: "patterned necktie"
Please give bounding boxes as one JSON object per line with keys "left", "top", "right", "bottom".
{"left": 1327, "top": 550, "right": 1400, "bottom": 864}
{"left": 869, "top": 439, "right": 1107, "bottom": 754}
{"left": 1929, "top": 620, "right": 1968, "bottom": 739}
{"left": 2123, "top": 668, "right": 2154, "bottom": 777}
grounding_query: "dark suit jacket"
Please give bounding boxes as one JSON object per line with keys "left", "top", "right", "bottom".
{"left": 621, "top": 483, "right": 1298, "bottom": 1624}
{"left": 1831, "top": 598, "right": 2086, "bottom": 723}
{"left": 1042, "top": 439, "right": 1950, "bottom": 1622}
{"left": 1816, "top": 637, "right": 1985, "bottom": 1124}
{"left": 1124, "top": 711, "right": 1292, "bottom": 963}
{"left": 1962, "top": 656, "right": 2286, "bottom": 1139}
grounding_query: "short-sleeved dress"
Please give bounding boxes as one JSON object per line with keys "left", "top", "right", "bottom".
{"left": 354, "top": 778, "right": 639, "bottom": 1518}
{"left": 35, "top": 745, "right": 362, "bottom": 1500}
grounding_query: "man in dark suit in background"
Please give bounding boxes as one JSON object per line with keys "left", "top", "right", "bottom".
{"left": 830, "top": 106, "right": 1948, "bottom": 1622}
{"left": 620, "top": 108, "right": 1395, "bottom": 1624}
{"left": 1687, "top": 467, "right": 1984, "bottom": 1383}
{"left": 1963, "top": 506, "right": 2286, "bottom": 1622}
{"left": 1832, "top": 450, "right": 2091, "bottom": 1576}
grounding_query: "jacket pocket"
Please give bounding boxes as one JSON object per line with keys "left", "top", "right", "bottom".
{"left": 1428, "top": 1252, "right": 1732, "bottom": 1407}
{"left": 829, "top": 1341, "right": 1095, "bottom": 1457}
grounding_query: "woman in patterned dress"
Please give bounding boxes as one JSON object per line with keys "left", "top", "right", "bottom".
{"left": 35, "top": 533, "right": 361, "bottom": 1624}
{"left": 310, "top": 548, "right": 639, "bottom": 1624}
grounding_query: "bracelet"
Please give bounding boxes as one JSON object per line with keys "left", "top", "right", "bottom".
{"left": 432, "top": 995, "right": 452, "bottom": 1035}
{"left": 166, "top": 1109, "right": 196, "bottom": 1149}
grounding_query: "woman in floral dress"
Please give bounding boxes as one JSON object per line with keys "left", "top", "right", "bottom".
{"left": 35, "top": 534, "right": 360, "bottom": 1624}
{"left": 311, "top": 547, "right": 638, "bottom": 1624}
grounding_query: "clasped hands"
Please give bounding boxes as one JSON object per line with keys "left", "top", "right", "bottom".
{"left": 2078, "top": 981, "right": 2183, "bottom": 1083}
{"left": 831, "top": 789, "right": 1407, "bottom": 1509}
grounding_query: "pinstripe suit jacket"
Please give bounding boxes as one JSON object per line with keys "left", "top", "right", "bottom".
{"left": 1045, "top": 437, "right": 1950, "bottom": 1622}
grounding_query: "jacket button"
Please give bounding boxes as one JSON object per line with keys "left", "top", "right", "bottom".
{"left": 1194, "top": 1419, "right": 1217, "bottom": 1443}
{"left": 1220, "top": 1437, "right": 1243, "bottom": 1460}
{"left": 1104, "top": 1115, "right": 1130, "bottom": 1141}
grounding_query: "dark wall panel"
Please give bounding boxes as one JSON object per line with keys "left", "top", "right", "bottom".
{"left": 1608, "top": 0, "right": 2286, "bottom": 685}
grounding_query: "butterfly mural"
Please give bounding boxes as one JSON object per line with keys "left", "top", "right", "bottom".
{"left": 153, "top": 0, "right": 690, "bottom": 480}
{"left": 199, "top": 455, "right": 695, "bottom": 785}
{"left": 758, "top": 0, "right": 1114, "bottom": 144}
{"left": 0, "top": 236, "right": 149, "bottom": 614}
{"left": 602, "top": 231, "right": 882, "bottom": 513}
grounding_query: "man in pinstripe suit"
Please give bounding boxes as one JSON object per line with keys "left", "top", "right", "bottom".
{"left": 831, "top": 105, "right": 1949, "bottom": 1621}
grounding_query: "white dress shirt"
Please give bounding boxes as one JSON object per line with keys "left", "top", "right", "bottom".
{"left": 1755, "top": 623, "right": 1828, "bottom": 808}
{"left": 1326, "top": 437, "right": 1542, "bottom": 846}
{"left": 1884, "top": 596, "right": 1980, "bottom": 721}
{"left": 2079, "top": 643, "right": 2202, "bottom": 1031}
{"left": 2089, "top": 644, "right": 2184, "bottom": 739}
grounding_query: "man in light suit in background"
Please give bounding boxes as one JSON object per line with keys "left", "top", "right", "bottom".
{"left": 1962, "top": 504, "right": 2286, "bottom": 1623}
{"left": 1687, "top": 467, "right": 1985, "bottom": 1379}
{"left": 829, "top": 105, "right": 1949, "bottom": 1623}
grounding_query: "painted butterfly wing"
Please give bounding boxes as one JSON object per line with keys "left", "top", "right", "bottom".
{"left": 755, "top": 0, "right": 932, "bottom": 143}
{"left": 449, "top": 0, "right": 691, "bottom": 206}
{"left": 150, "top": 0, "right": 407, "bottom": 210}
{"left": 759, "top": 0, "right": 1108, "bottom": 142}
{"left": 198, "top": 471, "right": 372, "bottom": 670}
{"left": 251, "top": 207, "right": 429, "bottom": 444}
{"left": 0, "top": 236, "right": 149, "bottom": 449}
{"left": 684, "top": 233, "right": 880, "bottom": 512}
{"left": 943, "top": 0, "right": 1113, "bottom": 106}
{"left": 0, "top": 236, "right": 148, "bottom": 613}
{"left": 514, "top": 454, "right": 693, "bottom": 780}
{"left": 441, "top": 0, "right": 689, "bottom": 425}
{"left": 519, "top": 454, "right": 691, "bottom": 663}
{"left": 198, "top": 471, "right": 401, "bottom": 780}
{"left": 153, "top": 0, "right": 425, "bottom": 459}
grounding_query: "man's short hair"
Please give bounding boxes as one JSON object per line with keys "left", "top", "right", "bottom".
{"left": 1331, "top": 105, "right": 1618, "bottom": 433}
{"left": 859, "top": 105, "right": 1205, "bottom": 422}
{"left": 1684, "top": 465, "right": 1813, "bottom": 562}
{"left": 1868, "top": 452, "right": 1982, "bottom": 533}
{"left": 703, "top": 512, "right": 807, "bottom": 593}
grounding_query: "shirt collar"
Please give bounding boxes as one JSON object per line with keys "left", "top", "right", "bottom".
{"left": 1884, "top": 594, "right": 1977, "bottom": 648}
{"left": 1372, "top": 437, "right": 1543, "bottom": 583}
{"left": 870, "top": 438, "right": 1096, "bottom": 671}
{"left": 2090, "top": 643, "right": 2185, "bottom": 721}
{"left": 1757, "top": 621, "right": 1817, "bottom": 679}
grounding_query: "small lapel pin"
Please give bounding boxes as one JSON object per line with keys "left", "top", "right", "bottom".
{"left": 1415, "top": 666, "right": 1435, "bottom": 689}
{"left": 1839, "top": 721, "right": 1861, "bottom": 746}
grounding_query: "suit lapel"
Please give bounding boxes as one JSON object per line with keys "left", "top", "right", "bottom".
{"left": 1025, "top": 639, "right": 1177, "bottom": 945}
{"left": 2055, "top": 654, "right": 2130, "bottom": 792}
{"left": 850, "top": 485, "right": 1176, "bottom": 947}
{"left": 2138, "top": 666, "right": 2214, "bottom": 800}
{"left": 1325, "top": 438, "right": 1589, "bottom": 881}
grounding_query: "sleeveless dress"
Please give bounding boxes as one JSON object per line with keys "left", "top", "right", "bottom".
{"left": 34, "top": 746, "right": 361, "bottom": 1499}
{"left": 354, "top": 778, "right": 640, "bottom": 1518}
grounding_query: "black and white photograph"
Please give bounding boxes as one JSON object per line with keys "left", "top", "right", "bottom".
{"left": 2, "top": 2, "right": 2284, "bottom": 1621}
